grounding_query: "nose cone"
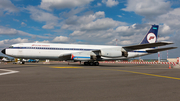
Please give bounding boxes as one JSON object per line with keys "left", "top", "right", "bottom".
{"left": 1, "top": 49, "right": 6, "bottom": 54}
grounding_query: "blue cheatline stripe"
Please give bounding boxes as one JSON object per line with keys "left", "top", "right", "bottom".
{"left": 8, "top": 47, "right": 96, "bottom": 51}
{"left": 73, "top": 56, "right": 90, "bottom": 59}
{"left": 132, "top": 51, "right": 148, "bottom": 53}
{"left": 9, "top": 47, "right": 150, "bottom": 53}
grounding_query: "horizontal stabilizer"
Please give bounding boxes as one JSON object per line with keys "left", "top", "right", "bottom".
{"left": 146, "top": 47, "right": 177, "bottom": 53}
{"left": 123, "top": 42, "right": 174, "bottom": 51}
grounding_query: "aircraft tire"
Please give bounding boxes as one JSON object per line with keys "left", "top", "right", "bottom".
{"left": 94, "top": 62, "right": 99, "bottom": 66}
{"left": 84, "top": 62, "right": 89, "bottom": 66}
{"left": 89, "top": 62, "right": 94, "bottom": 66}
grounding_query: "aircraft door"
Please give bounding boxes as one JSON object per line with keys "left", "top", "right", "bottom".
{"left": 17, "top": 43, "right": 24, "bottom": 58}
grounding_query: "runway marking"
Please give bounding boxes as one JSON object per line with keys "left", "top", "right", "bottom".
{"left": 49, "top": 66, "right": 180, "bottom": 80}
{"left": 84, "top": 68, "right": 180, "bottom": 80}
{"left": 0, "top": 69, "right": 19, "bottom": 76}
{"left": 51, "top": 66, "right": 83, "bottom": 68}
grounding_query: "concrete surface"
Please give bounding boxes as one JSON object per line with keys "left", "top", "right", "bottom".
{"left": 0, "top": 62, "right": 180, "bottom": 101}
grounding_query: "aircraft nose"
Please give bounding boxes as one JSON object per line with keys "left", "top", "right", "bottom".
{"left": 1, "top": 49, "right": 6, "bottom": 54}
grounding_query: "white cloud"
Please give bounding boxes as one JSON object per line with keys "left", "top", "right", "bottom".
{"left": 60, "top": 7, "right": 85, "bottom": 17}
{"left": 116, "top": 24, "right": 148, "bottom": 36}
{"left": 0, "top": 27, "right": 18, "bottom": 35}
{"left": 21, "top": 22, "right": 27, "bottom": 26}
{"left": 26, "top": 6, "right": 59, "bottom": 29}
{"left": 102, "top": 0, "right": 119, "bottom": 7}
{"left": 155, "top": 8, "right": 180, "bottom": 29}
{"left": 0, "top": 26, "right": 48, "bottom": 39}
{"left": 158, "top": 36, "right": 170, "bottom": 41}
{"left": 61, "top": 11, "right": 105, "bottom": 30}
{"left": 52, "top": 36, "right": 69, "bottom": 43}
{"left": 33, "top": 40, "right": 50, "bottom": 43}
{"left": 106, "top": 38, "right": 133, "bottom": 45}
{"left": 122, "top": 0, "right": 171, "bottom": 19}
{"left": 70, "top": 31, "right": 86, "bottom": 36}
{"left": 42, "top": 22, "right": 56, "bottom": 29}
{"left": 39, "top": 0, "right": 94, "bottom": 11}
{"left": 117, "top": 15, "right": 122, "bottom": 17}
{"left": 80, "top": 18, "right": 124, "bottom": 31}
{"left": 0, "top": 38, "right": 29, "bottom": 48}
{"left": 0, "top": 0, "right": 19, "bottom": 15}
{"left": 27, "top": 6, "right": 59, "bottom": 22}
{"left": 13, "top": 18, "right": 19, "bottom": 22}
{"left": 62, "top": 11, "right": 126, "bottom": 32}
{"left": 96, "top": 3, "right": 102, "bottom": 6}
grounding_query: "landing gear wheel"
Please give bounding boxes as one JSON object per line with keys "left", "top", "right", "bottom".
{"left": 84, "top": 62, "right": 89, "bottom": 66}
{"left": 94, "top": 62, "right": 99, "bottom": 66}
{"left": 89, "top": 62, "right": 94, "bottom": 66}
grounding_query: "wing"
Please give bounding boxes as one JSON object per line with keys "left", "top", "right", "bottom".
{"left": 58, "top": 53, "right": 72, "bottom": 60}
{"left": 122, "top": 42, "right": 174, "bottom": 51}
{"left": 146, "top": 47, "right": 177, "bottom": 53}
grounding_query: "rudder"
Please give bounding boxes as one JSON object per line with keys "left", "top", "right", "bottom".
{"left": 140, "top": 25, "right": 159, "bottom": 44}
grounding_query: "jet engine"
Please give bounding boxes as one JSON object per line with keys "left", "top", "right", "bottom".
{"left": 100, "top": 50, "right": 128, "bottom": 58}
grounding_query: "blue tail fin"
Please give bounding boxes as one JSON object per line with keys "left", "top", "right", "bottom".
{"left": 140, "top": 25, "right": 159, "bottom": 44}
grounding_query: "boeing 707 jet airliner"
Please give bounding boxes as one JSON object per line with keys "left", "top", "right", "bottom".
{"left": 1, "top": 25, "right": 177, "bottom": 66}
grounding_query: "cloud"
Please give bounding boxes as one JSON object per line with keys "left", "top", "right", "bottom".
{"left": 52, "top": 36, "right": 69, "bottom": 43}
{"left": 42, "top": 22, "right": 57, "bottom": 29}
{"left": 21, "top": 22, "right": 27, "bottom": 26}
{"left": 26, "top": 6, "right": 59, "bottom": 29}
{"left": 158, "top": 36, "right": 170, "bottom": 41}
{"left": 59, "top": 11, "right": 131, "bottom": 45}
{"left": 155, "top": 8, "right": 180, "bottom": 30}
{"left": 0, "top": 38, "right": 29, "bottom": 48}
{"left": 39, "top": 0, "right": 94, "bottom": 11}
{"left": 26, "top": 6, "right": 59, "bottom": 22}
{"left": 102, "top": 0, "right": 119, "bottom": 7}
{"left": 33, "top": 40, "right": 50, "bottom": 43}
{"left": 62, "top": 11, "right": 126, "bottom": 32}
{"left": 61, "top": 11, "right": 105, "bottom": 30}
{"left": 122, "top": 0, "right": 171, "bottom": 19}
{"left": 117, "top": 15, "right": 122, "bottom": 17}
{"left": 0, "top": 27, "right": 18, "bottom": 35}
{"left": 116, "top": 24, "right": 148, "bottom": 36}
{"left": 80, "top": 18, "right": 124, "bottom": 31}
{"left": 13, "top": 18, "right": 19, "bottom": 22}
{"left": 96, "top": 3, "right": 102, "bottom": 7}
{"left": 0, "top": 0, "right": 19, "bottom": 15}
{"left": 0, "top": 26, "right": 48, "bottom": 39}
{"left": 70, "top": 31, "right": 86, "bottom": 36}
{"left": 60, "top": 7, "right": 85, "bottom": 18}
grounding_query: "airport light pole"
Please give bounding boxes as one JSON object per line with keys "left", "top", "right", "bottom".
{"left": 158, "top": 35, "right": 160, "bottom": 63}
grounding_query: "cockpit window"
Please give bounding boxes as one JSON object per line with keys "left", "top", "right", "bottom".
{"left": 9, "top": 46, "right": 13, "bottom": 48}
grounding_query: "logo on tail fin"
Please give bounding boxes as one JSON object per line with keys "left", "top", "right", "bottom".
{"left": 147, "top": 33, "right": 156, "bottom": 43}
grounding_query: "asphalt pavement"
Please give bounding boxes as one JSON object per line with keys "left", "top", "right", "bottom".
{"left": 0, "top": 62, "right": 180, "bottom": 101}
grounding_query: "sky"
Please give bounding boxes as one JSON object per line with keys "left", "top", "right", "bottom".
{"left": 0, "top": 0, "right": 180, "bottom": 59}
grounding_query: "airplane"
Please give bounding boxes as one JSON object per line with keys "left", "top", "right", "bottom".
{"left": 1, "top": 25, "right": 177, "bottom": 66}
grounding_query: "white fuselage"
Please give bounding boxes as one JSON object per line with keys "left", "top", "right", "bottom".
{"left": 5, "top": 43, "right": 149, "bottom": 61}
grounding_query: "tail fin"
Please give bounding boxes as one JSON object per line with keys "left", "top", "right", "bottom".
{"left": 140, "top": 25, "right": 159, "bottom": 44}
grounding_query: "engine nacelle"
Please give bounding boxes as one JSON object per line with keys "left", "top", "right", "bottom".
{"left": 71, "top": 52, "right": 91, "bottom": 61}
{"left": 101, "top": 50, "right": 128, "bottom": 58}
{"left": 101, "top": 50, "right": 122, "bottom": 58}
{"left": 122, "top": 51, "right": 128, "bottom": 57}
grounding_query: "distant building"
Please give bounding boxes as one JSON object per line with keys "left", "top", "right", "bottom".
{"left": 167, "top": 58, "right": 178, "bottom": 62}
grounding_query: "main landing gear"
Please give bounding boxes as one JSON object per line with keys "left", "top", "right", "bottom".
{"left": 84, "top": 61, "right": 99, "bottom": 66}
